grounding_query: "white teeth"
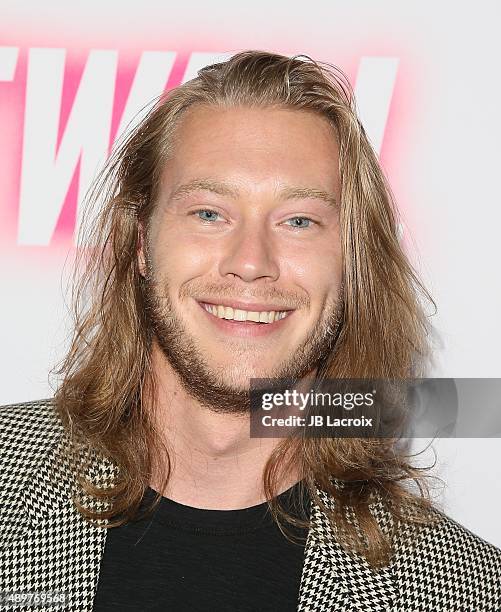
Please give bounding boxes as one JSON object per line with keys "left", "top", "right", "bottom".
{"left": 202, "top": 303, "right": 290, "bottom": 323}
{"left": 233, "top": 309, "right": 247, "bottom": 321}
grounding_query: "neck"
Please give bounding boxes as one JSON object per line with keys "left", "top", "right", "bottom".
{"left": 147, "top": 343, "right": 301, "bottom": 509}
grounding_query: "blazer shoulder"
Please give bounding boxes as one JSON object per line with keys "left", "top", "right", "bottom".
{"left": 0, "top": 398, "right": 65, "bottom": 476}
{"left": 392, "top": 505, "right": 501, "bottom": 608}
{"left": 403, "top": 504, "right": 501, "bottom": 561}
{"left": 0, "top": 397, "right": 63, "bottom": 441}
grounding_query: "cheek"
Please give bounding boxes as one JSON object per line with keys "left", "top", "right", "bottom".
{"left": 153, "top": 233, "right": 213, "bottom": 285}
{"left": 281, "top": 239, "right": 342, "bottom": 294}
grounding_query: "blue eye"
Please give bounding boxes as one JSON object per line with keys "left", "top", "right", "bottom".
{"left": 285, "top": 217, "right": 314, "bottom": 229}
{"left": 195, "top": 209, "right": 221, "bottom": 222}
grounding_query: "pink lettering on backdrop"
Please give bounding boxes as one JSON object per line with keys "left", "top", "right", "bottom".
{"left": 0, "top": 48, "right": 400, "bottom": 249}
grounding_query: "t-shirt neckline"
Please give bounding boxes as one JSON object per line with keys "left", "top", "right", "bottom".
{"left": 138, "top": 479, "right": 309, "bottom": 534}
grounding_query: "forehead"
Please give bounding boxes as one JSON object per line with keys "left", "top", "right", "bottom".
{"left": 159, "top": 104, "right": 341, "bottom": 197}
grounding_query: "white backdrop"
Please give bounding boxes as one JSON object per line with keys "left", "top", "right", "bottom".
{"left": 1, "top": 0, "right": 500, "bottom": 547}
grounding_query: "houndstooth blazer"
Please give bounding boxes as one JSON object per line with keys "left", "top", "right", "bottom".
{"left": 1, "top": 399, "right": 500, "bottom": 611}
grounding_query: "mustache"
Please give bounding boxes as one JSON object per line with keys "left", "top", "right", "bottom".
{"left": 180, "top": 282, "right": 310, "bottom": 310}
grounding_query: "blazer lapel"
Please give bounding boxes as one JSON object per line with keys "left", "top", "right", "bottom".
{"left": 298, "top": 487, "right": 398, "bottom": 611}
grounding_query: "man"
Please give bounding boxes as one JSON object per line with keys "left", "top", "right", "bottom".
{"left": 1, "top": 51, "right": 499, "bottom": 611}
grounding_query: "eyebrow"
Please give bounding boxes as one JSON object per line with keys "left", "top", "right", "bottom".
{"left": 280, "top": 185, "right": 338, "bottom": 210}
{"left": 169, "top": 178, "right": 338, "bottom": 210}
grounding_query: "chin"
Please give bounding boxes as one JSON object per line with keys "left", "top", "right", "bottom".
{"left": 218, "top": 365, "right": 275, "bottom": 388}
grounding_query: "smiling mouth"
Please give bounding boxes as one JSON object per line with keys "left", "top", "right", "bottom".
{"left": 199, "top": 302, "right": 293, "bottom": 324}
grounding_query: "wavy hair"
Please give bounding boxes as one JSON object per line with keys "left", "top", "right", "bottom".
{"left": 51, "top": 50, "right": 438, "bottom": 567}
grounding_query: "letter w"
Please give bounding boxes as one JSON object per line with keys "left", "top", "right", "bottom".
{"left": 18, "top": 48, "right": 175, "bottom": 245}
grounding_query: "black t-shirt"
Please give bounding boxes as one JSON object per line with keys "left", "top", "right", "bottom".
{"left": 93, "top": 481, "right": 310, "bottom": 612}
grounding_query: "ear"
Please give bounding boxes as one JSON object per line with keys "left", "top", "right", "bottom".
{"left": 137, "top": 221, "right": 147, "bottom": 278}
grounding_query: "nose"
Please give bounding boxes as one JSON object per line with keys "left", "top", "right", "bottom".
{"left": 218, "top": 220, "right": 280, "bottom": 283}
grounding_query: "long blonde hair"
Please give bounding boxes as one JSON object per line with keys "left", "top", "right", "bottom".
{"left": 52, "top": 50, "right": 437, "bottom": 567}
